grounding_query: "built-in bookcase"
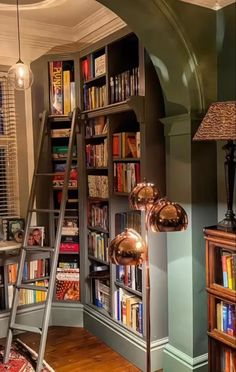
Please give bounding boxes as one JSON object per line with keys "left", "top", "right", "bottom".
{"left": 0, "top": 250, "right": 50, "bottom": 312}
{"left": 28, "top": 27, "right": 167, "bottom": 369}
{"left": 205, "top": 227, "right": 236, "bottom": 372}
{"left": 79, "top": 30, "right": 166, "bottom": 342}
{"left": 48, "top": 60, "right": 75, "bottom": 116}
{"left": 49, "top": 115, "right": 80, "bottom": 303}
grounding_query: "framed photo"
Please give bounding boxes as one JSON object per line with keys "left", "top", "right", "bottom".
{"left": 27, "top": 226, "right": 45, "bottom": 247}
{"left": 7, "top": 218, "right": 25, "bottom": 241}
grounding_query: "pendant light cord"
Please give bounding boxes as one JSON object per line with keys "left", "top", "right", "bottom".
{"left": 16, "top": 0, "right": 22, "bottom": 62}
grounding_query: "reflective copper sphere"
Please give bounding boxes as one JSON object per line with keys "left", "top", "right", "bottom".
{"left": 129, "top": 181, "right": 160, "bottom": 211}
{"left": 148, "top": 198, "right": 188, "bottom": 232}
{"left": 109, "top": 228, "right": 146, "bottom": 266}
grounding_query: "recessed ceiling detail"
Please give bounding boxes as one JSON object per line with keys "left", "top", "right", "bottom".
{"left": 0, "top": 0, "right": 67, "bottom": 11}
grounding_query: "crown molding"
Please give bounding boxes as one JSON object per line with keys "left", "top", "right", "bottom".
{"left": 179, "top": 0, "right": 235, "bottom": 9}
{"left": 0, "top": 8, "right": 125, "bottom": 62}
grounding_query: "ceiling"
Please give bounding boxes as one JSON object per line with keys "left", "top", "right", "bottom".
{"left": 0, "top": 0, "right": 235, "bottom": 64}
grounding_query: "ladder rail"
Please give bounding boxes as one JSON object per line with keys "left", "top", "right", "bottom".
{"left": 3, "top": 110, "right": 49, "bottom": 364}
{"left": 36, "top": 107, "right": 79, "bottom": 372}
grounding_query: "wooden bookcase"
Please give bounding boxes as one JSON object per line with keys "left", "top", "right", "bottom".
{"left": 204, "top": 226, "right": 236, "bottom": 371}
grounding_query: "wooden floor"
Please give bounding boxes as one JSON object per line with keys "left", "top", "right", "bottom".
{"left": 1, "top": 326, "right": 144, "bottom": 371}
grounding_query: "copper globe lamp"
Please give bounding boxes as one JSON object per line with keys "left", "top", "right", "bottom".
{"left": 109, "top": 181, "right": 188, "bottom": 372}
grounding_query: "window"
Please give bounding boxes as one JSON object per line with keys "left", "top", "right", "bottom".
{"left": 0, "top": 73, "right": 20, "bottom": 217}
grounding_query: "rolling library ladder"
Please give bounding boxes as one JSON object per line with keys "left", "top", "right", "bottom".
{"left": 3, "top": 107, "right": 79, "bottom": 371}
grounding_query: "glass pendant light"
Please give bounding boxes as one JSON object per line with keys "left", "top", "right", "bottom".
{"left": 8, "top": 0, "right": 34, "bottom": 90}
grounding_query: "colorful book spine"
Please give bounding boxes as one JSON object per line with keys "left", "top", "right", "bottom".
{"left": 49, "top": 61, "right": 63, "bottom": 115}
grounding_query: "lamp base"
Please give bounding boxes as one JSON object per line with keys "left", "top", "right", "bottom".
{"left": 217, "top": 217, "right": 236, "bottom": 231}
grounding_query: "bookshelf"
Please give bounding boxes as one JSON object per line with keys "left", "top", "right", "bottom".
{"left": 204, "top": 226, "right": 236, "bottom": 371}
{"left": 49, "top": 114, "right": 80, "bottom": 303}
{"left": 0, "top": 243, "right": 50, "bottom": 312}
{"left": 28, "top": 27, "right": 167, "bottom": 370}
{"left": 79, "top": 30, "right": 166, "bottom": 354}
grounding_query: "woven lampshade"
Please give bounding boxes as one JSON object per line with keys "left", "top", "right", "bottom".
{"left": 193, "top": 101, "right": 236, "bottom": 141}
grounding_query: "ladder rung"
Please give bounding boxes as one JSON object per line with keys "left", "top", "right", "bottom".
{"left": 29, "top": 208, "right": 60, "bottom": 213}
{"left": 22, "top": 276, "right": 50, "bottom": 284}
{"left": 16, "top": 284, "right": 48, "bottom": 292}
{"left": 10, "top": 323, "right": 42, "bottom": 334}
{"left": 35, "top": 172, "right": 55, "bottom": 177}
{"left": 23, "top": 246, "right": 54, "bottom": 252}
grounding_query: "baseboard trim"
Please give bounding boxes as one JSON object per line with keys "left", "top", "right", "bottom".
{"left": 164, "top": 343, "right": 208, "bottom": 372}
{"left": 0, "top": 304, "right": 46, "bottom": 338}
{"left": 51, "top": 302, "right": 84, "bottom": 327}
{"left": 84, "top": 304, "right": 168, "bottom": 372}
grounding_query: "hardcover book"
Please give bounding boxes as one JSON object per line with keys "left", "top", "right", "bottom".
{"left": 49, "top": 61, "right": 63, "bottom": 115}
{"left": 56, "top": 268, "right": 80, "bottom": 301}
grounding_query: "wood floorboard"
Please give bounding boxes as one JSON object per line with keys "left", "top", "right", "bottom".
{"left": 0, "top": 326, "right": 163, "bottom": 371}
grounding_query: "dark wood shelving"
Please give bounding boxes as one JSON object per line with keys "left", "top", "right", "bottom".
{"left": 205, "top": 227, "right": 236, "bottom": 371}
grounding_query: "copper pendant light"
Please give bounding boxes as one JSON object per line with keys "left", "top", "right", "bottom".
{"left": 129, "top": 181, "right": 160, "bottom": 211}
{"left": 148, "top": 198, "right": 188, "bottom": 232}
{"left": 109, "top": 228, "right": 146, "bottom": 266}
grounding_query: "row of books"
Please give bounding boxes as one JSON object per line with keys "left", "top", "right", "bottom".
{"left": 220, "top": 348, "right": 236, "bottom": 372}
{"left": 114, "top": 287, "right": 143, "bottom": 334}
{"left": 51, "top": 128, "right": 71, "bottom": 138}
{"left": 56, "top": 268, "right": 80, "bottom": 301}
{"left": 85, "top": 116, "right": 108, "bottom": 137}
{"left": 8, "top": 281, "right": 48, "bottom": 308}
{"left": 113, "top": 131, "right": 140, "bottom": 159}
{"left": 221, "top": 250, "right": 236, "bottom": 290}
{"left": 87, "top": 175, "right": 109, "bottom": 198}
{"left": 93, "top": 279, "right": 110, "bottom": 312}
{"left": 8, "top": 259, "right": 49, "bottom": 284}
{"left": 83, "top": 84, "right": 106, "bottom": 111}
{"left": 88, "top": 231, "right": 109, "bottom": 262}
{"left": 86, "top": 140, "right": 108, "bottom": 168}
{"left": 49, "top": 61, "right": 75, "bottom": 115}
{"left": 113, "top": 162, "right": 141, "bottom": 193}
{"left": 52, "top": 145, "right": 76, "bottom": 159}
{"left": 116, "top": 265, "right": 142, "bottom": 293}
{"left": 88, "top": 203, "right": 109, "bottom": 232}
{"left": 216, "top": 301, "right": 236, "bottom": 336}
{"left": 81, "top": 53, "right": 106, "bottom": 81}
{"left": 109, "top": 67, "right": 139, "bottom": 104}
{"left": 115, "top": 211, "right": 141, "bottom": 235}
{"left": 52, "top": 168, "right": 78, "bottom": 189}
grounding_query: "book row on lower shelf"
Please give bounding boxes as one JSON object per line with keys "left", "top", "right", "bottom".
{"left": 216, "top": 300, "right": 236, "bottom": 337}
{"left": 115, "top": 287, "right": 143, "bottom": 335}
{"left": 221, "top": 250, "right": 236, "bottom": 290}
{"left": 218, "top": 346, "right": 236, "bottom": 372}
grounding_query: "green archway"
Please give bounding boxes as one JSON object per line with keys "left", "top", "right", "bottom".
{"left": 97, "top": 0, "right": 209, "bottom": 116}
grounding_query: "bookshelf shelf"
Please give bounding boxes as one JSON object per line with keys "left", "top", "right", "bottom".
{"left": 204, "top": 226, "right": 236, "bottom": 371}
{"left": 115, "top": 281, "right": 142, "bottom": 297}
{"left": 84, "top": 73, "right": 106, "bottom": 84}
{"left": 88, "top": 255, "right": 109, "bottom": 265}
{"left": 81, "top": 96, "right": 144, "bottom": 121}
{"left": 87, "top": 225, "right": 109, "bottom": 234}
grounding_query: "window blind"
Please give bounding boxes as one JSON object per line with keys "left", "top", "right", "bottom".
{"left": 0, "top": 73, "right": 20, "bottom": 217}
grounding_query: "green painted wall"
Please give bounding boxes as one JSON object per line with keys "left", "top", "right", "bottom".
{"left": 97, "top": 1, "right": 219, "bottom": 371}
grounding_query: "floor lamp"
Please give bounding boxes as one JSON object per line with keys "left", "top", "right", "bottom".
{"left": 109, "top": 181, "right": 188, "bottom": 372}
